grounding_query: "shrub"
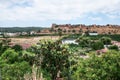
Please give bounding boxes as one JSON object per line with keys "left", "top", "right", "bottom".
{"left": 72, "top": 51, "right": 120, "bottom": 80}
{"left": 12, "top": 44, "right": 23, "bottom": 52}
{"left": 100, "top": 37, "right": 111, "bottom": 45}
{"left": 108, "top": 45, "right": 119, "bottom": 51}
{"left": 92, "top": 41, "right": 104, "bottom": 50}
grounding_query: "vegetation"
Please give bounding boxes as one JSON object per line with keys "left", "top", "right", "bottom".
{"left": 63, "top": 34, "right": 120, "bottom": 41}
{"left": 0, "top": 27, "right": 46, "bottom": 33}
{"left": 92, "top": 41, "right": 104, "bottom": 50}
{"left": 0, "top": 38, "right": 11, "bottom": 55}
{"left": 100, "top": 37, "right": 111, "bottom": 45}
{"left": 12, "top": 44, "right": 23, "bottom": 52}
{"left": 76, "top": 37, "right": 92, "bottom": 48}
{"left": 72, "top": 51, "right": 120, "bottom": 80}
{"left": 57, "top": 28, "right": 62, "bottom": 38}
{"left": 87, "top": 34, "right": 120, "bottom": 42}
{"left": 0, "top": 49, "right": 31, "bottom": 80}
{"left": 0, "top": 34, "right": 120, "bottom": 80}
{"left": 29, "top": 40, "right": 70, "bottom": 80}
{"left": 108, "top": 45, "right": 119, "bottom": 51}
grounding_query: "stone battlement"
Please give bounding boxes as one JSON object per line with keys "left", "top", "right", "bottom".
{"left": 51, "top": 24, "right": 120, "bottom": 34}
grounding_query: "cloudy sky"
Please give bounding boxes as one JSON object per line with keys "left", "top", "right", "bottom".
{"left": 0, "top": 0, "right": 120, "bottom": 27}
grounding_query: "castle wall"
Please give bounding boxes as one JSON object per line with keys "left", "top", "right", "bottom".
{"left": 51, "top": 24, "right": 120, "bottom": 34}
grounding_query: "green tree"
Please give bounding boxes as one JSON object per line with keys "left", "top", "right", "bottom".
{"left": 22, "top": 50, "right": 35, "bottom": 66}
{"left": 12, "top": 44, "right": 23, "bottom": 52}
{"left": 1, "top": 49, "right": 18, "bottom": 64}
{"left": 72, "top": 51, "right": 120, "bottom": 80}
{"left": 92, "top": 41, "right": 104, "bottom": 50}
{"left": 31, "top": 40, "right": 70, "bottom": 80}
{"left": 63, "top": 29, "right": 67, "bottom": 33}
{"left": 0, "top": 38, "right": 11, "bottom": 55}
{"left": 100, "top": 37, "right": 111, "bottom": 45}
{"left": 72, "top": 30, "right": 76, "bottom": 34}
{"left": 0, "top": 49, "right": 31, "bottom": 80}
{"left": 68, "top": 30, "right": 71, "bottom": 33}
{"left": 57, "top": 28, "right": 62, "bottom": 38}
{"left": 1, "top": 61, "right": 31, "bottom": 80}
{"left": 76, "top": 37, "right": 92, "bottom": 48}
{"left": 108, "top": 45, "right": 119, "bottom": 51}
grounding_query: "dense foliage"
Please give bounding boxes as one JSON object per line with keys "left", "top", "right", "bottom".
{"left": 63, "top": 34, "right": 120, "bottom": 41}
{"left": 12, "top": 44, "right": 23, "bottom": 52}
{"left": 108, "top": 45, "right": 119, "bottom": 51}
{"left": 0, "top": 35, "right": 120, "bottom": 80}
{"left": 100, "top": 37, "right": 111, "bottom": 45}
{"left": 0, "top": 27, "right": 46, "bottom": 33}
{"left": 0, "top": 38, "right": 11, "bottom": 55}
{"left": 0, "top": 49, "right": 31, "bottom": 80}
{"left": 76, "top": 37, "right": 92, "bottom": 48}
{"left": 30, "top": 40, "right": 70, "bottom": 80}
{"left": 72, "top": 51, "right": 120, "bottom": 80}
{"left": 92, "top": 41, "right": 104, "bottom": 50}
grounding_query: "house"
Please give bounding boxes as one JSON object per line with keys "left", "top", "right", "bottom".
{"left": 4, "top": 33, "right": 19, "bottom": 37}
{"left": 89, "top": 32, "right": 98, "bottom": 36}
{"left": 21, "top": 32, "right": 28, "bottom": 35}
{"left": 30, "top": 31, "right": 37, "bottom": 35}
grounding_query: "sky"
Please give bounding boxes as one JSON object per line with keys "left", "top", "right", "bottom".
{"left": 0, "top": 0, "right": 120, "bottom": 27}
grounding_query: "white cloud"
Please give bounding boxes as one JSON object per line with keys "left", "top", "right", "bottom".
{"left": 88, "top": 17, "right": 102, "bottom": 21}
{"left": 0, "top": 0, "right": 120, "bottom": 21}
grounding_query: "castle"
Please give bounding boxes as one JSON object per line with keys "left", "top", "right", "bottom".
{"left": 51, "top": 23, "right": 120, "bottom": 34}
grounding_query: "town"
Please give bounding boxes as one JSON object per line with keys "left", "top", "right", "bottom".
{"left": 1, "top": 24, "right": 120, "bottom": 37}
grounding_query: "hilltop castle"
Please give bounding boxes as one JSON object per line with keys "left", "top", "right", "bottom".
{"left": 51, "top": 23, "right": 120, "bottom": 34}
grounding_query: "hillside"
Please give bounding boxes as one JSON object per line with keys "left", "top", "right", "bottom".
{"left": 0, "top": 27, "right": 49, "bottom": 33}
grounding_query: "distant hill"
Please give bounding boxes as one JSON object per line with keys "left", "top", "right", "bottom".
{"left": 0, "top": 27, "right": 49, "bottom": 33}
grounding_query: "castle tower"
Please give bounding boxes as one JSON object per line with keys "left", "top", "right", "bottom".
{"left": 51, "top": 23, "right": 57, "bottom": 29}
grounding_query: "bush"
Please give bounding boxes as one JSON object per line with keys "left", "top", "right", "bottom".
{"left": 1, "top": 49, "right": 19, "bottom": 63}
{"left": 12, "top": 44, "right": 23, "bottom": 52}
{"left": 108, "top": 45, "right": 119, "bottom": 51}
{"left": 72, "top": 51, "right": 120, "bottom": 80}
{"left": 100, "top": 37, "right": 111, "bottom": 45}
{"left": 0, "top": 49, "right": 31, "bottom": 80}
{"left": 92, "top": 41, "right": 104, "bottom": 50}
{"left": 76, "top": 37, "right": 92, "bottom": 48}
{"left": 1, "top": 61, "right": 31, "bottom": 80}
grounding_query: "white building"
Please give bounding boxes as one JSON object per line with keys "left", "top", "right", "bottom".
{"left": 4, "top": 33, "right": 19, "bottom": 37}
{"left": 89, "top": 32, "right": 98, "bottom": 36}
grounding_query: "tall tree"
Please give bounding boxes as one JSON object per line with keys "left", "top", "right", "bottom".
{"left": 31, "top": 40, "right": 70, "bottom": 80}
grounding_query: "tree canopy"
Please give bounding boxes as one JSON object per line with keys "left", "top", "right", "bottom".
{"left": 72, "top": 51, "right": 120, "bottom": 80}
